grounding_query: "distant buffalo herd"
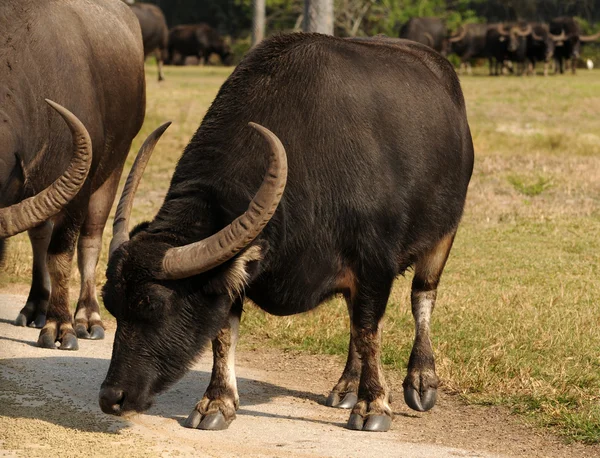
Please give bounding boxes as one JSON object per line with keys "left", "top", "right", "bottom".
{"left": 125, "top": 1, "right": 599, "bottom": 79}
{"left": 400, "top": 16, "right": 600, "bottom": 76}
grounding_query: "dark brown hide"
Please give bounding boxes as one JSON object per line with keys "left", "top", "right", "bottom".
{"left": 0, "top": 0, "right": 146, "bottom": 349}
{"left": 129, "top": 2, "right": 168, "bottom": 81}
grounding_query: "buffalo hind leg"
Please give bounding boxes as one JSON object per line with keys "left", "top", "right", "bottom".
{"left": 184, "top": 300, "right": 242, "bottom": 430}
{"left": 155, "top": 49, "right": 165, "bottom": 82}
{"left": 37, "top": 211, "right": 85, "bottom": 350}
{"left": 403, "top": 231, "right": 455, "bottom": 412}
{"left": 15, "top": 221, "right": 52, "bottom": 328}
{"left": 74, "top": 165, "right": 124, "bottom": 340}
{"left": 326, "top": 294, "right": 360, "bottom": 409}
{"left": 346, "top": 276, "right": 394, "bottom": 432}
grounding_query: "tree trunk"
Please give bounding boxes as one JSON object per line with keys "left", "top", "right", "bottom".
{"left": 252, "top": 0, "right": 266, "bottom": 46}
{"left": 303, "top": 0, "right": 334, "bottom": 35}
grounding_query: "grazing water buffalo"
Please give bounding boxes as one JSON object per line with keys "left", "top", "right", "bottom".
{"left": 99, "top": 33, "right": 474, "bottom": 433}
{"left": 128, "top": 2, "right": 169, "bottom": 81}
{"left": 167, "top": 24, "right": 232, "bottom": 66}
{"left": 399, "top": 17, "right": 448, "bottom": 55}
{"left": 550, "top": 17, "right": 600, "bottom": 74}
{"left": 448, "top": 23, "right": 491, "bottom": 74}
{"left": 0, "top": 0, "right": 145, "bottom": 349}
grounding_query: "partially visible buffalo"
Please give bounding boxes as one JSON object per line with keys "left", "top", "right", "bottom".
{"left": 399, "top": 17, "right": 447, "bottom": 55}
{"left": 129, "top": 2, "right": 169, "bottom": 81}
{"left": 448, "top": 23, "right": 491, "bottom": 74}
{"left": 526, "top": 23, "right": 556, "bottom": 76}
{"left": 486, "top": 23, "right": 531, "bottom": 76}
{"left": 167, "top": 24, "right": 232, "bottom": 66}
{"left": 0, "top": 0, "right": 145, "bottom": 350}
{"left": 550, "top": 17, "right": 600, "bottom": 74}
{"left": 99, "top": 34, "right": 474, "bottom": 433}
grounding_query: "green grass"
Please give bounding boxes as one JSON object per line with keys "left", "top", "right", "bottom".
{"left": 2, "top": 63, "right": 600, "bottom": 443}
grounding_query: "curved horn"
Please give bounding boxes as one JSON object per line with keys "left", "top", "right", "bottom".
{"left": 580, "top": 31, "right": 600, "bottom": 42}
{"left": 159, "top": 122, "right": 288, "bottom": 280}
{"left": 550, "top": 31, "right": 567, "bottom": 42}
{"left": 108, "top": 122, "right": 172, "bottom": 259}
{"left": 0, "top": 100, "right": 92, "bottom": 238}
{"left": 448, "top": 25, "right": 467, "bottom": 43}
{"left": 423, "top": 32, "right": 434, "bottom": 47}
{"left": 513, "top": 24, "right": 532, "bottom": 36}
{"left": 496, "top": 24, "right": 510, "bottom": 36}
{"left": 532, "top": 30, "right": 544, "bottom": 41}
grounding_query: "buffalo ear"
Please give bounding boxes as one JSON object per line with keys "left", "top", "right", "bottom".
{"left": 205, "top": 242, "right": 267, "bottom": 300}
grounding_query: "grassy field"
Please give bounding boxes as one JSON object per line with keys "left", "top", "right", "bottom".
{"left": 2, "top": 63, "right": 600, "bottom": 443}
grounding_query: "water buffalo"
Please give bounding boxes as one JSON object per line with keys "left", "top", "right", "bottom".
{"left": 550, "top": 17, "right": 600, "bottom": 74}
{"left": 0, "top": 0, "right": 145, "bottom": 350}
{"left": 526, "top": 23, "right": 556, "bottom": 76}
{"left": 448, "top": 23, "right": 491, "bottom": 74}
{"left": 128, "top": 2, "right": 169, "bottom": 81}
{"left": 486, "top": 23, "right": 532, "bottom": 76}
{"left": 167, "top": 24, "right": 232, "bottom": 66}
{"left": 399, "top": 17, "right": 448, "bottom": 55}
{"left": 99, "top": 33, "right": 474, "bottom": 433}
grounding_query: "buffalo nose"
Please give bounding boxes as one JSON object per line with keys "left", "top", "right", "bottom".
{"left": 99, "top": 386, "right": 125, "bottom": 415}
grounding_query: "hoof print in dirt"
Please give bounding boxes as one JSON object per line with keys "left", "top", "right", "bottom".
{"left": 403, "top": 386, "right": 437, "bottom": 412}
{"left": 326, "top": 391, "right": 358, "bottom": 409}
{"left": 346, "top": 413, "right": 391, "bottom": 432}
{"left": 184, "top": 410, "right": 229, "bottom": 430}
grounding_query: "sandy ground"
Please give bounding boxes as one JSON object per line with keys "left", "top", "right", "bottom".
{"left": 1, "top": 293, "right": 599, "bottom": 458}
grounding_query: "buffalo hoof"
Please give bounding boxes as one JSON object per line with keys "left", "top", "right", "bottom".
{"left": 403, "top": 386, "right": 437, "bottom": 412}
{"left": 346, "top": 413, "right": 391, "bottom": 432}
{"left": 326, "top": 391, "right": 358, "bottom": 409}
{"left": 183, "top": 410, "right": 229, "bottom": 431}
{"left": 32, "top": 314, "right": 47, "bottom": 328}
{"left": 75, "top": 324, "right": 105, "bottom": 340}
{"left": 38, "top": 333, "right": 57, "bottom": 349}
{"left": 59, "top": 334, "right": 79, "bottom": 351}
{"left": 15, "top": 313, "right": 27, "bottom": 327}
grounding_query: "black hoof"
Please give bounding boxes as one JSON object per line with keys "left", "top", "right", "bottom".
{"left": 75, "top": 324, "right": 90, "bottom": 339}
{"left": 326, "top": 392, "right": 358, "bottom": 409}
{"left": 403, "top": 386, "right": 437, "bottom": 412}
{"left": 32, "top": 314, "right": 46, "bottom": 328}
{"left": 38, "top": 333, "right": 57, "bottom": 349}
{"left": 59, "top": 334, "right": 79, "bottom": 351}
{"left": 15, "top": 313, "right": 27, "bottom": 327}
{"left": 363, "top": 415, "right": 392, "bottom": 432}
{"left": 89, "top": 325, "right": 105, "bottom": 340}
{"left": 183, "top": 410, "right": 202, "bottom": 429}
{"left": 346, "top": 413, "right": 364, "bottom": 430}
{"left": 199, "top": 411, "right": 229, "bottom": 430}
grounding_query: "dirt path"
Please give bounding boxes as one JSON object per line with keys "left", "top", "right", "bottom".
{"left": 0, "top": 293, "right": 598, "bottom": 458}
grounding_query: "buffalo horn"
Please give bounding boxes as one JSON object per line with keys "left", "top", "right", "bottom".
{"left": 448, "top": 26, "right": 467, "bottom": 43}
{"left": 159, "top": 123, "right": 287, "bottom": 280}
{"left": 580, "top": 31, "right": 600, "bottom": 42}
{"left": 550, "top": 31, "right": 567, "bottom": 42}
{"left": 0, "top": 100, "right": 92, "bottom": 238}
{"left": 532, "top": 30, "right": 544, "bottom": 41}
{"left": 497, "top": 24, "right": 510, "bottom": 36}
{"left": 108, "top": 122, "right": 172, "bottom": 259}
{"left": 513, "top": 24, "right": 532, "bottom": 36}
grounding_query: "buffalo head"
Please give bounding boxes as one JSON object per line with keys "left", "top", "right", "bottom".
{"left": 99, "top": 122, "right": 287, "bottom": 415}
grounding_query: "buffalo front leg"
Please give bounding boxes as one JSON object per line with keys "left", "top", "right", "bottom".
{"left": 184, "top": 301, "right": 242, "bottom": 430}
{"left": 155, "top": 49, "right": 165, "bottom": 82}
{"left": 326, "top": 295, "right": 360, "bottom": 409}
{"left": 74, "top": 164, "right": 124, "bottom": 340}
{"left": 403, "top": 232, "right": 455, "bottom": 412}
{"left": 15, "top": 221, "right": 52, "bottom": 328}
{"left": 346, "top": 277, "right": 394, "bottom": 432}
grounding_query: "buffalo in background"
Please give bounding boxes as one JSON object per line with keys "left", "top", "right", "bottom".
{"left": 167, "top": 24, "right": 233, "bottom": 66}
{"left": 128, "top": 1, "right": 169, "bottom": 81}
{"left": 399, "top": 17, "right": 448, "bottom": 55}
{"left": 550, "top": 17, "right": 600, "bottom": 74}
{"left": 486, "top": 23, "right": 531, "bottom": 76}
{"left": 0, "top": 0, "right": 146, "bottom": 350}
{"left": 447, "top": 23, "right": 491, "bottom": 74}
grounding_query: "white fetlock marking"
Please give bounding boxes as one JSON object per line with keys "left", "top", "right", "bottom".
{"left": 227, "top": 316, "right": 240, "bottom": 397}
